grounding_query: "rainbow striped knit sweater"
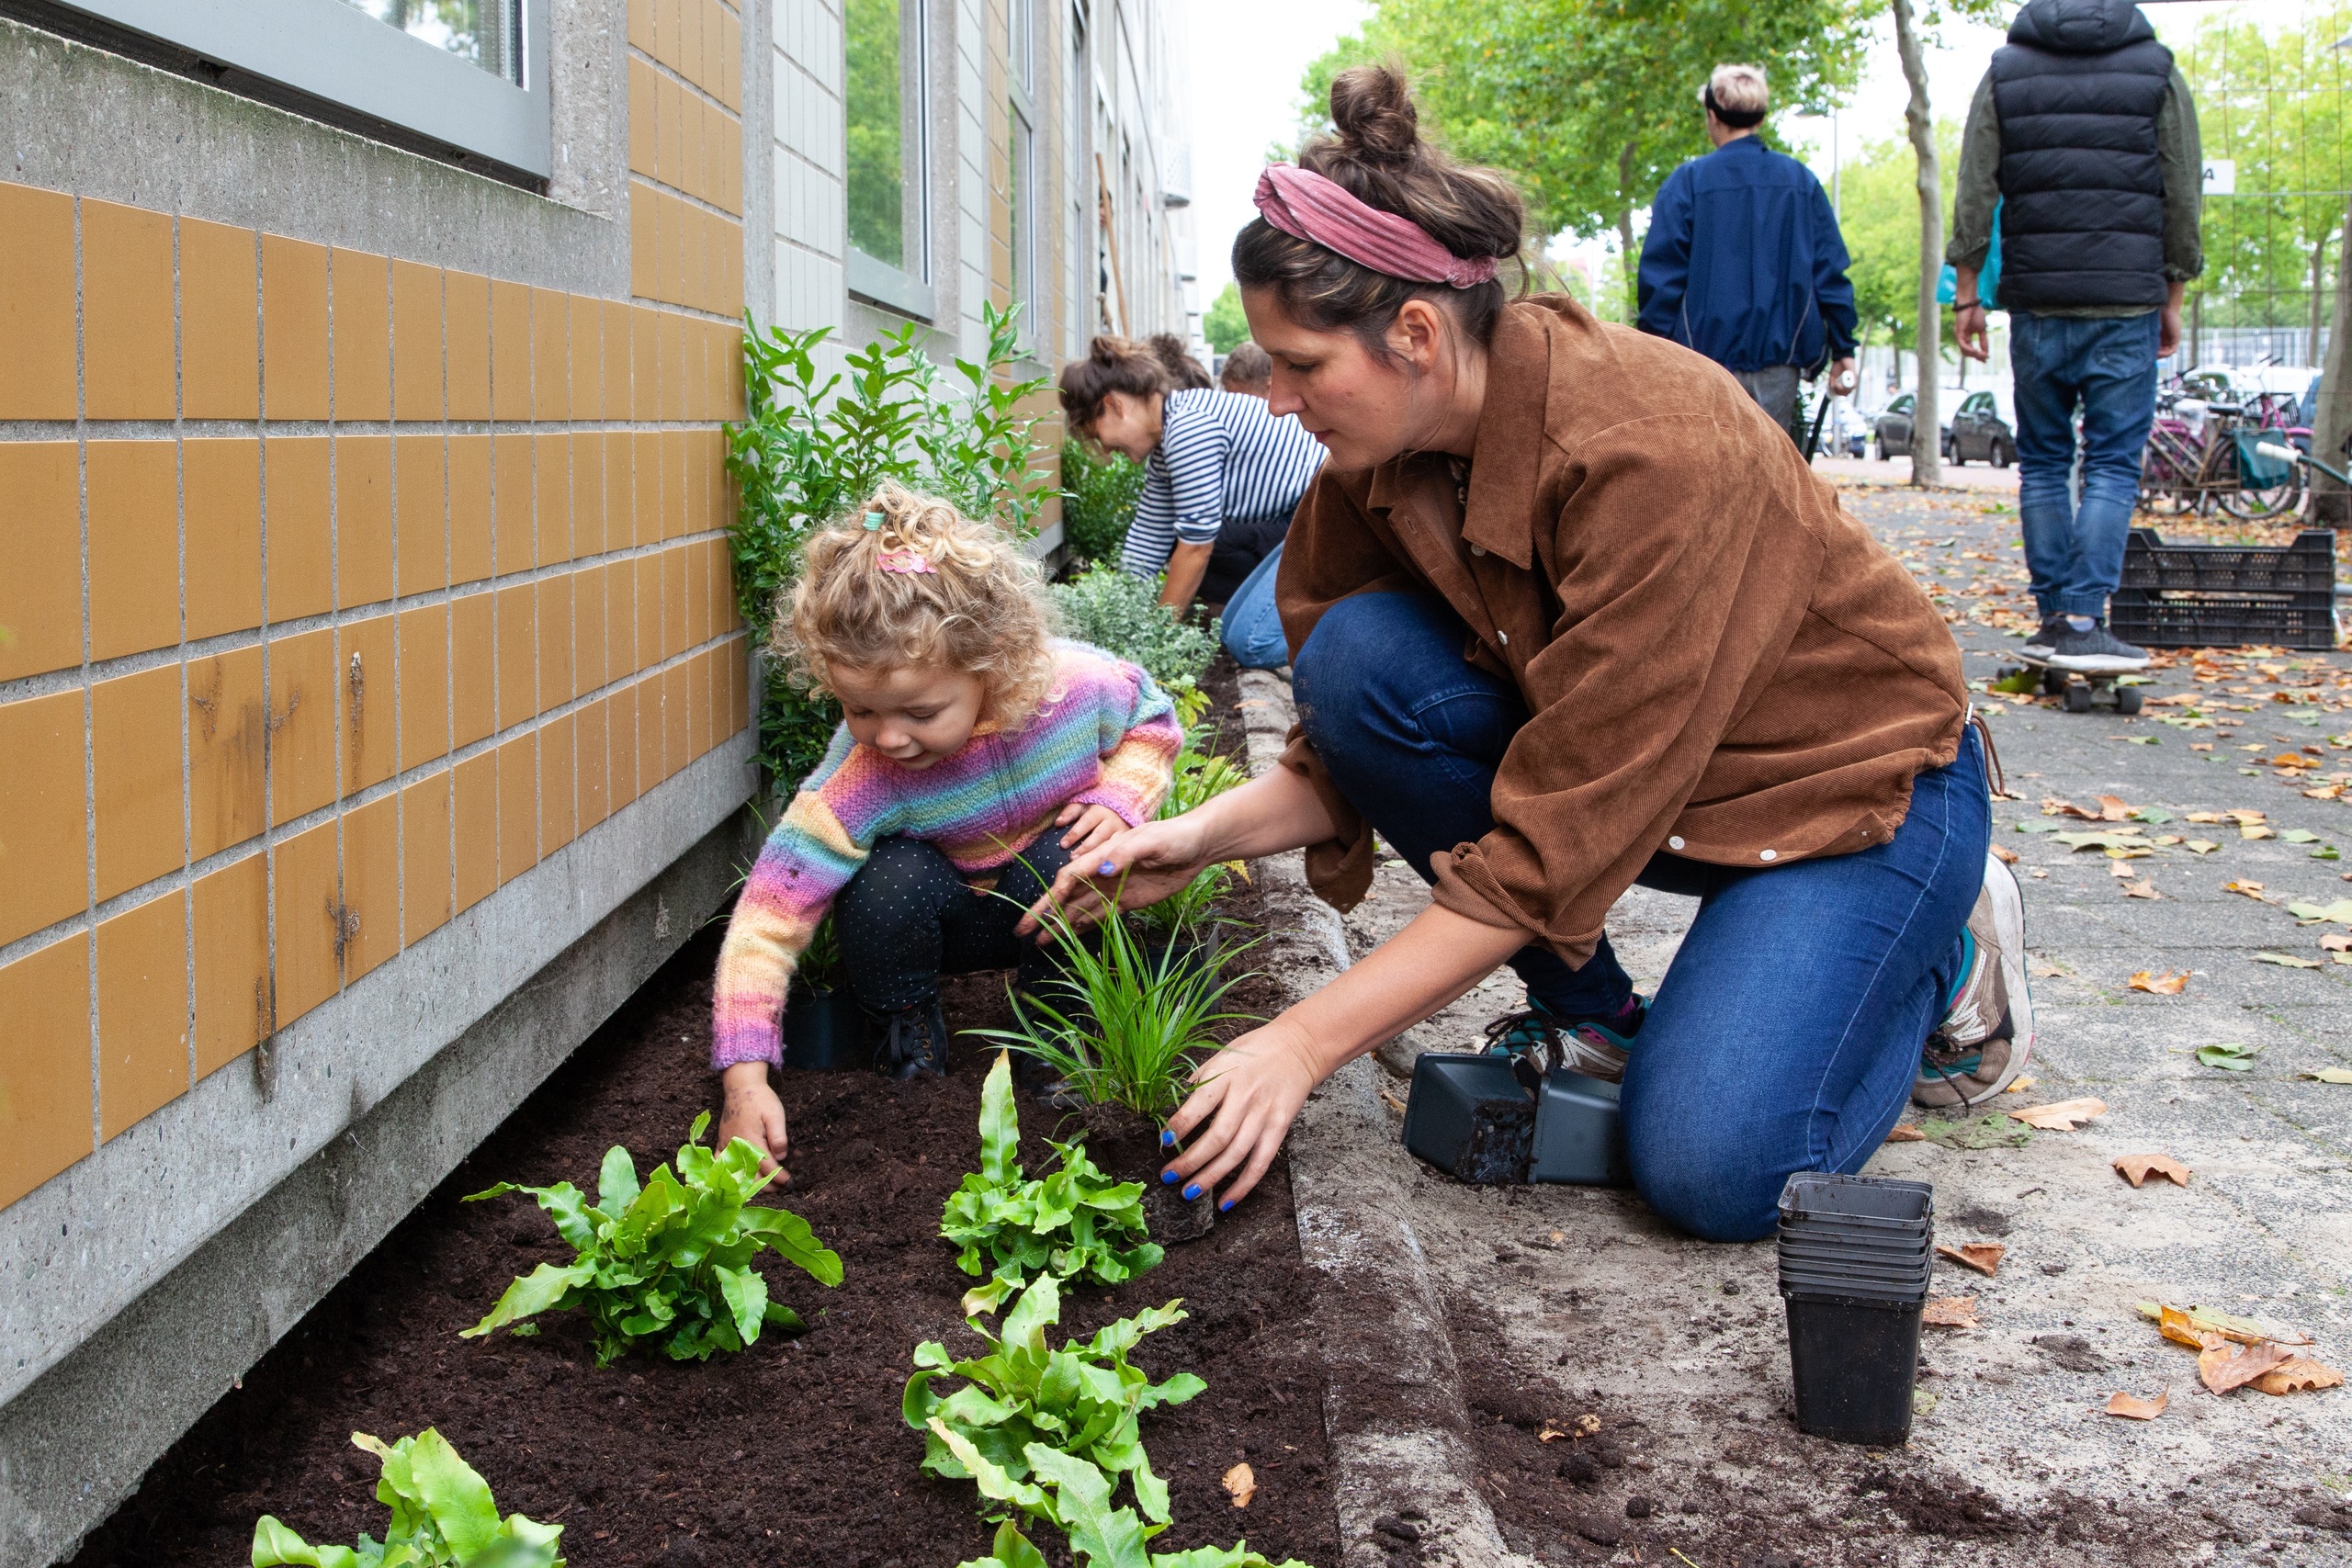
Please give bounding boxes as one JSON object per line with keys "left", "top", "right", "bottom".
{"left": 710, "top": 640, "right": 1182, "bottom": 1070}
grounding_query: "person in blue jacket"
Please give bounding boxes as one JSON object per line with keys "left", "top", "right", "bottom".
{"left": 1637, "top": 63, "right": 1858, "bottom": 442}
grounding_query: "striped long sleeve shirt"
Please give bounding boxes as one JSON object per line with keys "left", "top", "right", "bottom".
{"left": 1119, "top": 388, "right": 1327, "bottom": 576}
{"left": 710, "top": 640, "right": 1182, "bottom": 1071}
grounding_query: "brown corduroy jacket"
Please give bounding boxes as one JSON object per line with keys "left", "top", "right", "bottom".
{"left": 1273, "top": 295, "right": 1970, "bottom": 965}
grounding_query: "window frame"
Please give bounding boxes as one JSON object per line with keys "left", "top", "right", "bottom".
{"left": 844, "top": 0, "right": 935, "bottom": 321}
{"left": 1004, "top": 0, "right": 1040, "bottom": 349}
{"left": 40, "top": 0, "right": 552, "bottom": 182}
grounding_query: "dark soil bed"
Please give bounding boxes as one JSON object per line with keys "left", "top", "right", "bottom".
{"left": 71, "top": 660, "right": 1340, "bottom": 1568}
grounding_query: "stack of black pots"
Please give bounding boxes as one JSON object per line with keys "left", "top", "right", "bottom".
{"left": 1776, "top": 1172, "right": 1933, "bottom": 1445}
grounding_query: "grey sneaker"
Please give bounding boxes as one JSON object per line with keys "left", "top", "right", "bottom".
{"left": 2020, "top": 615, "right": 2066, "bottom": 660}
{"left": 2044, "top": 618, "right": 2149, "bottom": 674}
{"left": 1915, "top": 852, "right": 2035, "bottom": 1108}
{"left": 1483, "top": 1002, "right": 1639, "bottom": 1084}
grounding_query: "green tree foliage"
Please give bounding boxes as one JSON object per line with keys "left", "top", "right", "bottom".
{"left": 1059, "top": 439, "right": 1148, "bottom": 564}
{"left": 845, "top": 0, "right": 907, "bottom": 265}
{"left": 1203, "top": 282, "right": 1251, "bottom": 354}
{"left": 1833, "top": 119, "right": 1961, "bottom": 355}
{"left": 2172, "top": 5, "right": 2350, "bottom": 333}
{"left": 1302, "top": 0, "right": 1878, "bottom": 313}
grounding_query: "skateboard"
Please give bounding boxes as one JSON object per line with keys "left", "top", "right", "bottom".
{"left": 2004, "top": 655, "right": 2144, "bottom": 715}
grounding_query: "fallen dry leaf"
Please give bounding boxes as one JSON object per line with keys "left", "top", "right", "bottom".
{"left": 2098, "top": 794, "right": 2133, "bottom": 821}
{"left": 2160, "top": 1305, "right": 2226, "bottom": 1350}
{"left": 2130, "top": 970, "right": 2189, "bottom": 994}
{"left": 2185, "top": 811, "right": 2225, "bottom": 823}
{"left": 2144, "top": 1301, "right": 2302, "bottom": 1347}
{"left": 2250, "top": 1358, "right": 2344, "bottom": 1395}
{"left": 1921, "top": 1295, "right": 1980, "bottom": 1327}
{"left": 2105, "top": 1388, "right": 2169, "bottom": 1420}
{"left": 2227, "top": 809, "right": 2268, "bottom": 825}
{"left": 1222, "top": 1462, "right": 1256, "bottom": 1508}
{"left": 2005, "top": 1075, "right": 2039, "bottom": 1094}
{"left": 2223, "top": 880, "right": 2268, "bottom": 899}
{"left": 2200, "top": 1338, "right": 2291, "bottom": 1395}
{"left": 2030, "top": 959, "right": 2069, "bottom": 978}
{"left": 1992, "top": 842, "right": 2020, "bottom": 864}
{"left": 2008, "top": 1098, "right": 2107, "bottom": 1130}
{"left": 2245, "top": 826, "right": 2278, "bottom": 840}
{"left": 1884, "top": 1123, "right": 1926, "bottom": 1143}
{"left": 2109, "top": 858, "right": 2139, "bottom": 878}
{"left": 2321, "top": 932, "right": 2352, "bottom": 953}
{"left": 2303, "top": 1067, "right": 2352, "bottom": 1083}
{"left": 1937, "top": 1242, "right": 2006, "bottom": 1277}
{"left": 2114, "top": 1153, "right": 2192, "bottom": 1189}
{"left": 2122, "top": 878, "right": 2161, "bottom": 899}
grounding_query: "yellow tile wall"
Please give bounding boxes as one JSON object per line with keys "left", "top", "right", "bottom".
{"left": 0, "top": 43, "right": 748, "bottom": 1207}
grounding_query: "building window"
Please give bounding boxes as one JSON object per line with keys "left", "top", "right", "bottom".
{"left": 345, "top": 0, "right": 522, "bottom": 84}
{"left": 845, "top": 0, "right": 933, "bottom": 318}
{"left": 1006, "top": 0, "right": 1038, "bottom": 344}
{"left": 41, "top": 0, "right": 549, "bottom": 180}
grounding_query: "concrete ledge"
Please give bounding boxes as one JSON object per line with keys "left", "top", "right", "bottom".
{"left": 0, "top": 798, "right": 755, "bottom": 1568}
{"left": 1236, "top": 669, "right": 1515, "bottom": 1568}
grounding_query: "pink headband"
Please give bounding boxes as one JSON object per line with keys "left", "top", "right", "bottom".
{"left": 1253, "top": 164, "right": 1499, "bottom": 289}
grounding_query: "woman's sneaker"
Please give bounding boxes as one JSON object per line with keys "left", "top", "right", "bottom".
{"left": 1484, "top": 997, "right": 1644, "bottom": 1084}
{"left": 1915, "top": 852, "right": 2034, "bottom": 1107}
{"left": 873, "top": 997, "right": 951, "bottom": 1081}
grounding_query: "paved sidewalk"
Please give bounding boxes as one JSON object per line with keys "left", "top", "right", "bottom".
{"left": 1814, "top": 455, "right": 2020, "bottom": 493}
{"left": 1264, "top": 483, "right": 2352, "bottom": 1566}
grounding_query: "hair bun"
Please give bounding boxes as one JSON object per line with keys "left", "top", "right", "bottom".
{"left": 1328, "top": 64, "right": 1420, "bottom": 165}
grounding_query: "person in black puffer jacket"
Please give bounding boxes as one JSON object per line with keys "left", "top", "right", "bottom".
{"left": 1948, "top": 0, "right": 2203, "bottom": 678}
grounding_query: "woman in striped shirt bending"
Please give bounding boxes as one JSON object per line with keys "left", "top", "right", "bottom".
{"left": 1058, "top": 335, "right": 1326, "bottom": 669}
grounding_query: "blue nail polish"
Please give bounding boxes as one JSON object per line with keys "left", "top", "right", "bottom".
{"left": 1159, "top": 1129, "right": 1174, "bottom": 1147}
{"left": 1099, "top": 860, "right": 1118, "bottom": 875}
{"left": 1182, "top": 1184, "right": 1201, "bottom": 1201}
{"left": 1219, "top": 1198, "right": 1234, "bottom": 1213}
{"left": 1160, "top": 1168, "right": 1179, "bottom": 1185}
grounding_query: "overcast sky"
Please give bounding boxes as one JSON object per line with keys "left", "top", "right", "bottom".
{"left": 1183, "top": 0, "right": 2293, "bottom": 308}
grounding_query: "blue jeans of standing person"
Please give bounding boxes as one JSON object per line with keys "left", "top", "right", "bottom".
{"left": 1292, "top": 592, "right": 1988, "bottom": 1242}
{"left": 1219, "top": 541, "right": 1292, "bottom": 669}
{"left": 2009, "top": 310, "right": 2161, "bottom": 619}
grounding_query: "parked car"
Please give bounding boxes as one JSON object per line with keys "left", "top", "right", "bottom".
{"left": 1872, "top": 392, "right": 1934, "bottom": 461}
{"left": 1943, "top": 389, "right": 2015, "bottom": 467}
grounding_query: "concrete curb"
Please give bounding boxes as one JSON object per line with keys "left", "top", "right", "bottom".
{"left": 1234, "top": 671, "right": 1516, "bottom": 1568}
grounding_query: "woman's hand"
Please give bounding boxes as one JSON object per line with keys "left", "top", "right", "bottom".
{"left": 1055, "top": 802, "right": 1130, "bottom": 863}
{"left": 718, "top": 1061, "right": 790, "bottom": 1181}
{"left": 1017, "top": 813, "right": 1215, "bottom": 939}
{"left": 1157, "top": 1020, "right": 1324, "bottom": 1208}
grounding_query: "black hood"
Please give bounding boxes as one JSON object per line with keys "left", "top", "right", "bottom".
{"left": 2007, "top": 0, "right": 2155, "bottom": 53}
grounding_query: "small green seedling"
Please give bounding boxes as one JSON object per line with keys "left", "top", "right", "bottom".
{"left": 463, "top": 1112, "right": 842, "bottom": 1366}
{"left": 936, "top": 1443, "right": 1314, "bottom": 1568}
{"left": 908, "top": 1275, "right": 1202, "bottom": 1525}
{"left": 941, "top": 1055, "right": 1161, "bottom": 1309}
{"left": 251, "top": 1428, "right": 562, "bottom": 1568}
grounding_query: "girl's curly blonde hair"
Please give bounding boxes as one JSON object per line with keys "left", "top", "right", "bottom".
{"left": 782, "top": 482, "right": 1059, "bottom": 725}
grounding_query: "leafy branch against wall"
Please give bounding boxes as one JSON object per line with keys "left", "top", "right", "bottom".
{"left": 724, "top": 302, "right": 1054, "bottom": 788}
{"left": 1059, "top": 439, "right": 1148, "bottom": 566}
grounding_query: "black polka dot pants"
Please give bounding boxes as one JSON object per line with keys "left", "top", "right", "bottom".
{"left": 832, "top": 834, "right": 1078, "bottom": 1014}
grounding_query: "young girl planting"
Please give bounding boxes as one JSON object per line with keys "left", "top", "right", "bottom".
{"left": 711, "top": 484, "right": 1183, "bottom": 1177}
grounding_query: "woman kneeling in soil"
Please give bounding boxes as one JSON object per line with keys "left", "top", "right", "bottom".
{"left": 710, "top": 484, "right": 1182, "bottom": 1177}
{"left": 1027, "top": 66, "right": 2030, "bottom": 1244}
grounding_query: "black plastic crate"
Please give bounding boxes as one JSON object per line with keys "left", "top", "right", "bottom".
{"left": 2119, "top": 528, "right": 2336, "bottom": 597}
{"left": 2109, "top": 528, "right": 2339, "bottom": 650}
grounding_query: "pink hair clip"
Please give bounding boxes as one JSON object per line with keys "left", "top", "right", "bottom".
{"left": 876, "top": 548, "right": 934, "bottom": 575}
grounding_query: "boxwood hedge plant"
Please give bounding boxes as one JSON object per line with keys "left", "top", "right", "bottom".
{"left": 907, "top": 1275, "right": 1202, "bottom": 1528}
{"left": 941, "top": 1054, "right": 1162, "bottom": 1313}
{"left": 251, "top": 1428, "right": 563, "bottom": 1568}
{"left": 462, "top": 1112, "right": 842, "bottom": 1366}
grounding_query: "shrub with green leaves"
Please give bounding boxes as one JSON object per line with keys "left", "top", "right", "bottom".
{"left": 1059, "top": 438, "right": 1147, "bottom": 565}
{"left": 974, "top": 894, "right": 1258, "bottom": 1122}
{"left": 940, "top": 1054, "right": 1161, "bottom": 1312}
{"left": 251, "top": 1428, "right": 563, "bottom": 1568}
{"left": 1049, "top": 567, "right": 1220, "bottom": 701}
{"left": 1136, "top": 727, "right": 1253, "bottom": 939}
{"left": 725, "top": 302, "right": 1052, "bottom": 786}
{"left": 932, "top": 1437, "right": 1310, "bottom": 1568}
{"left": 907, "top": 1275, "right": 1201, "bottom": 1528}
{"left": 462, "top": 1112, "right": 842, "bottom": 1366}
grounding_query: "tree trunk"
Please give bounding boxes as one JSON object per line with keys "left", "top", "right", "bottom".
{"left": 2313, "top": 192, "right": 2352, "bottom": 526}
{"left": 1893, "top": 0, "right": 1942, "bottom": 487}
{"left": 1617, "top": 141, "right": 1639, "bottom": 323}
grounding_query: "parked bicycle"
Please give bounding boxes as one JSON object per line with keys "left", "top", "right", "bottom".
{"left": 2138, "top": 376, "right": 2307, "bottom": 521}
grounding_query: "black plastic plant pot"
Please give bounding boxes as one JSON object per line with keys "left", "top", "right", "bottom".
{"left": 1782, "top": 1291, "right": 1925, "bottom": 1446}
{"left": 1780, "top": 1172, "right": 1933, "bottom": 1225}
{"left": 1403, "top": 1054, "right": 1534, "bottom": 1184}
{"left": 783, "top": 983, "right": 865, "bottom": 1070}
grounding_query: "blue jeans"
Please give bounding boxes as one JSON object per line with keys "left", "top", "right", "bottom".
{"left": 1219, "top": 541, "right": 1291, "bottom": 669}
{"left": 2010, "top": 310, "right": 2160, "bottom": 619}
{"left": 1294, "top": 593, "right": 1987, "bottom": 1241}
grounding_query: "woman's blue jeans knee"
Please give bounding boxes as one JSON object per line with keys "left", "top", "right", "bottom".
{"left": 1293, "top": 592, "right": 1989, "bottom": 1242}
{"left": 1220, "top": 541, "right": 1292, "bottom": 670}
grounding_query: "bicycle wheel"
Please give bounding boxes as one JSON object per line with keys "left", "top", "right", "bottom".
{"left": 2218, "top": 473, "right": 2303, "bottom": 521}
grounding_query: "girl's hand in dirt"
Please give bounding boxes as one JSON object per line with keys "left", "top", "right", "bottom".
{"left": 1055, "top": 802, "right": 1129, "bottom": 863}
{"left": 718, "top": 1062, "right": 791, "bottom": 1182}
{"left": 1156, "top": 1020, "right": 1323, "bottom": 1210}
{"left": 1018, "top": 814, "right": 1213, "bottom": 939}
